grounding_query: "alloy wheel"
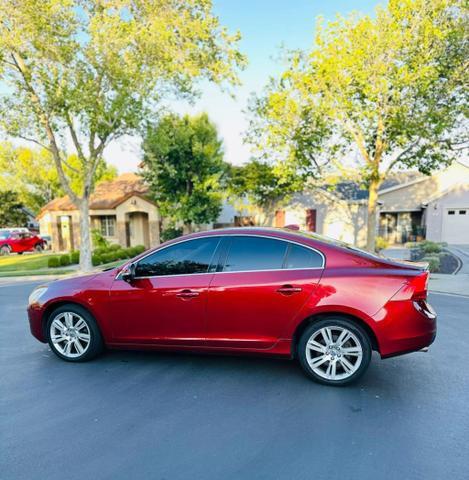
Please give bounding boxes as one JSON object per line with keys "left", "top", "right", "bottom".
{"left": 50, "top": 312, "right": 91, "bottom": 359}
{"left": 305, "top": 326, "right": 363, "bottom": 381}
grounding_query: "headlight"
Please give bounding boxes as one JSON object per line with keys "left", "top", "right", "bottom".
{"left": 28, "top": 286, "right": 48, "bottom": 305}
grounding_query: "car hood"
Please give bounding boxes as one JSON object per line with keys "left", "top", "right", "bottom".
{"left": 46, "top": 272, "right": 99, "bottom": 291}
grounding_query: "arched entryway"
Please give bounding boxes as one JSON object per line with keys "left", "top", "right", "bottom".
{"left": 125, "top": 212, "right": 150, "bottom": 248}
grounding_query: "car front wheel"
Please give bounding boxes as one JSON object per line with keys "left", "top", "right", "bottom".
{"left": 298, "top": 317, "right": 371, "bottom": 386}
{"left": 0, "top": 245, "right": 10, "bottom": 256}
{"left": 46, "top": 304, "right": 104, "bottom": 362}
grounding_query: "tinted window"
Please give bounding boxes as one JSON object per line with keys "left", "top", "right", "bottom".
{"left": 284, "top": 244, "right": 323, "bottom": 269}
{"left": 223, "top": 237, "right": 288, "bottom": 272}
{"left": 135, "top": 237, "right": 220, "bottom": 277}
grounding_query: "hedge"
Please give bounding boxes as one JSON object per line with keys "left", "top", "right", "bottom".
{"left": 59, "top": 254, "right": 71, "bottom": 266}
{"left": 48, "top": 256, "right": 60, "bottom": 268}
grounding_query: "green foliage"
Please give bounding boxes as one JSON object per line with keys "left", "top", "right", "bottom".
{"left": 59, "top": 254, "right": 71, "bottom": 266}
{"left": 91, "top": 244, "right": 146, "bottom": 265}
{"left": 70, "top": 251, "right": 80, "bottom": 264}
{"left": 0, "top": 191, "right": 29, "bottom": 228}
{"left": 0, "top": 0, "right": 245, "bottom": 269}
{"left": 92, "top": 254, "right": 103, "bottom": 267}
{"left": 421, "top": 241, "right": 443, "bottom": 254}
{"left": 161, "top": 226, "right": 183, "bottom": 243}
{"left": 142, "top": 113, "right": 227, "bottom": 231}
{"left": 91, "top": 229, "right": 110, "bottom": 250}
{"left": 248, "top": 0, "right": 468, "bottom": 249}
{"left": 422, "top": 255, "right": 440, "bottom": 272}
{"left": 47, "top": 256, "right": 60, "bottom": 268}
{"left": 227, "top": 159, "right": 302, "bottom": 225}
{"left": 375, "top": 236, "right": 389, "bottom": 251}
{"left": 0, "top": 144, "right": 117, "bottom": 213}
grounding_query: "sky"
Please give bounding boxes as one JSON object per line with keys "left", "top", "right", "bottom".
{"left": 83, "top": 1, "right": 385, "bottom": 173}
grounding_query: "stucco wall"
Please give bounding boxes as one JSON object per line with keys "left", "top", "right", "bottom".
{"left": 379, "top": 161, "right": 469, "bottom": 213}
{"left": 282, "top": 190, "right": 368, "bottom": 247}
{"left": 426, "top": 185, "right": 469, "bottom": 242}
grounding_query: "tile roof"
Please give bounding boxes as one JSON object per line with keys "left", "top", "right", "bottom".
{"left": 38, "top": 173, "right": 151, "bottom": 217}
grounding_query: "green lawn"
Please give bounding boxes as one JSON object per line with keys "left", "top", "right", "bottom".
{"left": 0, "top": 253, "right": 74, "bottom": 276}
{"left": 0, "top": 252, "right": 125, "bottom": 277}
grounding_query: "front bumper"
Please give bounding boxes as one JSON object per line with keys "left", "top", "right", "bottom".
{"left": 28, "top": 304, "right": 47, "bottom": 343}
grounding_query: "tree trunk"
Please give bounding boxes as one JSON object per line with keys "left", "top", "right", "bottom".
{"left": 366, "top": 177, "right": 380, "bottom": 252}
{"left": 78, "top": 199, "right": 92, "bottom": 271}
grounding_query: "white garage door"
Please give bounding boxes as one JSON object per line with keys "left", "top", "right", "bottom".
{"left": 442, "top": 208, "right": 469, "bottom": 244}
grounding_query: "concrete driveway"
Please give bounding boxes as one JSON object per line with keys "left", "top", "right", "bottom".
{"left": 1, "top": 281, "right": 469, "bottom": 480}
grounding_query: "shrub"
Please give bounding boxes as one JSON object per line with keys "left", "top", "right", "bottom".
{"left": 161, "top": 226, "right": 183, "bottom": 242}
{"left": 59, "top": 254, "right": 71, "bottom": 266}
{"left": 48, "top": 256, "right": 60, "bottom": 268}
{"left": 133, "top": 245, "right": 146, "bottom": 255}
{"left": 421, "top": 241, "right": 442, "bottom": 255}
{"left": 375, "top": 236, "right": 389, "bottom": 251}
{"left": 109, "top": 243, "right": 121, "bottom": 251}
{"left": 115, "top": 249, "right": 128, "bottom": 260}
{"left": 92, "top": 254, "right": 103, "bottom": 266}
{"left": 70, "top": 251, "right": 80, "bottom": 264}
{"left": 422, "top": 255, "right": 440, "bottom": 273}
{"left": 91, "top": 229, "right": 110, "bottom": 249}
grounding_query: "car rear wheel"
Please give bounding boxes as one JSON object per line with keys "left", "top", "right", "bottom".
{"left": 0, "top": 245, "right": 10, "bottom": 256}
{"left": 298, "top": 317, "right": 371, "bottom": 386}
{"left": 46, "top": 304, "right": 104, "bottom": 362}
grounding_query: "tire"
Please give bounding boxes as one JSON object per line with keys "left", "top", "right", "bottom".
{"left": 0, "top": 245, "right": 10, "bottom": 256}
{"left": 34, "top": 243, "right": 44, "bottom": 253}
{"left": 46, "top": 304, "right": 104, "bottom": 362}
{"left": 297, "top": 317, "right": 371, "bottom": 386}
{"left": 17, "top": 251, "right": 23, "bottom": 255}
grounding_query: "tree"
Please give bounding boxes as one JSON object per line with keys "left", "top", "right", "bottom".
{"left": 142, "top": 113, "right": 227, "bottom": 233}
{"left": 227, "top": 159, "right": 302, "bottom": 226}
{"left": 0, "top": 191, "right": 28, "bottom": 228}
{"left": 0, "top": 0, "right": 245, "bottom": 269}
{"left": 0, "top": 143, "right": 116, "bottom": 213}
{"left": 248, "top": 0, "right": 468, "bottom": 250}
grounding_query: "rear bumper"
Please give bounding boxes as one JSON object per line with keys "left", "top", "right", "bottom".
{"left": 28, "top": 305, "right": 47, "bottom": 343}
{"left": 372, "top": 299, "right": 437, "bottom": 358}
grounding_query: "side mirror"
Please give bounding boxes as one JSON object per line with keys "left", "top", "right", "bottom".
{"left": 121, "top": 263, "right": 136, "bottom": 283}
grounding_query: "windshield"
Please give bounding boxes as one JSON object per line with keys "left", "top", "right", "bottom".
{"left": 0, "top": 232, "right": 10, "bottom": 239}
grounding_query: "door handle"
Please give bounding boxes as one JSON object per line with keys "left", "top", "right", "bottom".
{"left": 176, "top": 289, "right": 200, "bottom": 299}
{"left": 276, "top": 285, "right": 302, "bottom": 295}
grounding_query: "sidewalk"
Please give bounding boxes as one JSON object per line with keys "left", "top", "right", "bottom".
{"left": 429, "top": 273, "right": 469, "bottom": 297}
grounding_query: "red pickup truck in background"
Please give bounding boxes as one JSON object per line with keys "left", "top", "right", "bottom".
{"left": 0, "top": 230, "right": 46, "bottom": 256}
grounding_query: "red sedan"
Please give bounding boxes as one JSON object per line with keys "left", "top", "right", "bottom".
{"left": 27, "top": 228, "right": 436, "bottom": 385}
{"left": 0, "top": 230, "right": 46, "bottom": 255}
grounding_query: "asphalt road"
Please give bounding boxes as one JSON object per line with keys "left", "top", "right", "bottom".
{"left": 1, "top": 282, "right": 468, "bottom": 480}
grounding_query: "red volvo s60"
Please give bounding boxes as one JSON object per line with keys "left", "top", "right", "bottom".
{"left": 27, "top": 228, "right": 436, "bottom": 386}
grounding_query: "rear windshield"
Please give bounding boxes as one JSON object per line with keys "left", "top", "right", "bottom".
{"left": 287, "top": 229, "right": 384, "bottom": 260}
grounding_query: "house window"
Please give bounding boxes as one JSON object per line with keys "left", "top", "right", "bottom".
{"left": 100, "top": 216, "right": 116, "bottom": 237}
{"left": 448, "top": 210, "right": 455, "bottom": 215}
{"left": 459, "top": 210, "right": 466, "bottom": 215}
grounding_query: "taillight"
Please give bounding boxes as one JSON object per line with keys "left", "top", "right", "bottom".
{"left": 409, "top": 271, "right": 429, "bottom": 300}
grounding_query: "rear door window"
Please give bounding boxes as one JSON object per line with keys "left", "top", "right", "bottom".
{"left": 222, "top": 236, "right": 288, "bottom": 272}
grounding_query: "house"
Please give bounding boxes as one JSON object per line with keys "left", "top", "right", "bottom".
{"left": 378, "top": 161, "right": 469, "bottom": 244}
{"left": 38, "top": 173, "right": 160, "bottom": 251}
{"left": 38, "top": 162, "right": 469, "bottom": 252}
{"left": 219, "top": 161, "right": 469, "bottom": 246}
